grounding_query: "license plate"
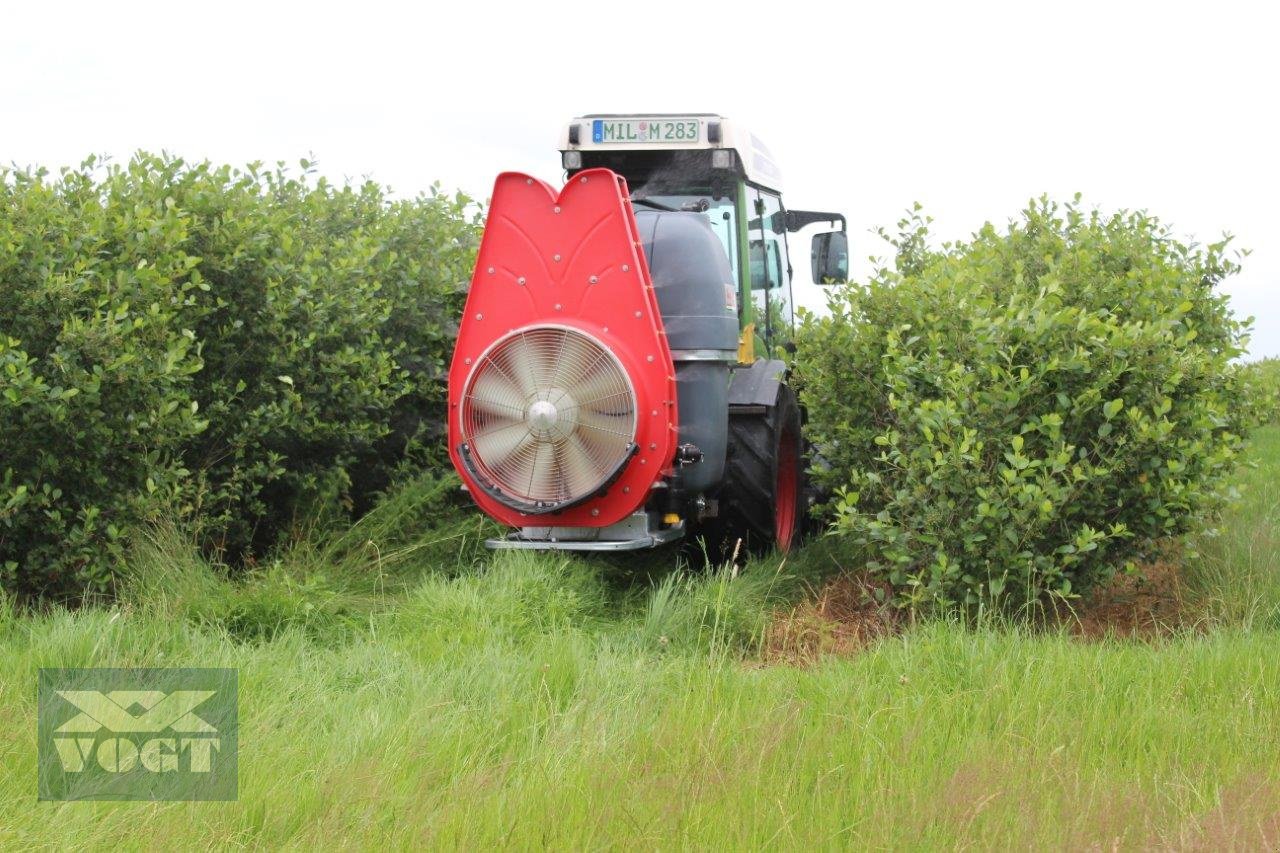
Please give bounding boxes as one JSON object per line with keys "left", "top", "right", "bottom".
{"left": 591, "top": 118, "right": 700, "bottom": 144}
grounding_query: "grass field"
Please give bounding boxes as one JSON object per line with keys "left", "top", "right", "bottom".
{"left": 1, "top": 428, "right": 1277, "bottom": 849}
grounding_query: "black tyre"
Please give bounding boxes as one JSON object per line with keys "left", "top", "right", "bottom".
{"left": 706, "top": 383, "right": 805, "bottom": 556}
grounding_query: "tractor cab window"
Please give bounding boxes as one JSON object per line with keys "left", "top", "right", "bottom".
{"left": 746, "top": 187, "right": 794, "bottom": 354}
{"left": 629, "top": 188, "right": 739, "bottom": 283}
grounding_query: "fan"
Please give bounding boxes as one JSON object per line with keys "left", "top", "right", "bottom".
{"left": 459, "top": 326, "right": 638, "bottom": 509}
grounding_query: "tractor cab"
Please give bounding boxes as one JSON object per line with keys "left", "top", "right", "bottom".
{"left": 558, "top": 114, "right": 848, "bottom": 360}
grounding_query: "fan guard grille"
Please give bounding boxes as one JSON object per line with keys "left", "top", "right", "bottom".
{"left": 460, "top": 327, "right": 638, "bottom": 507}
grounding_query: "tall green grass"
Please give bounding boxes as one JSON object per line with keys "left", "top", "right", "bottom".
{"left": 1, "top": 430, "right": 1278, "bottom": 848}
{"left": 1186, "top": 426, "right": 1280, "bottom": 628}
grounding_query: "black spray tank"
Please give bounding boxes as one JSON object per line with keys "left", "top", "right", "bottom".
{"left": 633, "top": 209, "right": 738, "bottom": 495}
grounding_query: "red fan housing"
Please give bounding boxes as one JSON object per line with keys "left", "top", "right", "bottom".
{"left": 447, "top": 169, "right": 678, "bottom": 529}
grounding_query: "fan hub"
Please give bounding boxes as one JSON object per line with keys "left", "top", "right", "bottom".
{"left": 526, "top": 399, "right": 559, "bottom": 432}
{"left": 525, "top": 395, "right": 578, "bottom": 439}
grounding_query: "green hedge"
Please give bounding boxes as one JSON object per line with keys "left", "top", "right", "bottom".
{"left": 796, "top": 198, "right": 1253, "bottom": 613}
{"left": 0, "top": 154, "right": 479, "bottom": 599}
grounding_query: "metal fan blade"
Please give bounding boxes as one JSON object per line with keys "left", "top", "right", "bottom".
{"left": 550, "top": 333, "right": 597, "bottom": 389}
{"left": 570, "top": 361, "right": 629, "bottom": 407}
{"left": 472, "top": 423, "right": 531, "bottom": 468}
{"left": 494, "top": 446, "right": 535, "bottom": 497}
{"left": 561, "top": 433, "right": 606, "bottom": 496}
{"left": 469, "top": 370, "right": 524, "bottom": 417}
{"left": 523, "top": 441, "right": 557, "bottom": 500}
{"left": 575, "top": 409, "right": 634, "bottom": 458}
{"left": 497, "top": 334, "right": 541, "bottom": 395}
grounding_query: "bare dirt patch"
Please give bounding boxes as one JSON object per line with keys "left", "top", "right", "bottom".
{"left": 1067, "top": 558, "right": 1196, "bottom": 640}
{"left": 761, "top": 573, "right": 899, "bottom": 664}
{"left": 762, "top": 553, "right": 1199, "bottom": 664}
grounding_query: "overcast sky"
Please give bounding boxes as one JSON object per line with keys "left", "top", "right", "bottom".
{"left": 6, "top": 0, "right": 1276, "bottom": 356}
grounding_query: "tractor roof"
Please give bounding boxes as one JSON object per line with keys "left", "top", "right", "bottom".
{"left": 560, "top": 114, "right": 783, "bottom": 192}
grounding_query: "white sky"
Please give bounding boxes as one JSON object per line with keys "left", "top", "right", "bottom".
{"left": 5, "top": 0, "right": 1277, "bottom": 356}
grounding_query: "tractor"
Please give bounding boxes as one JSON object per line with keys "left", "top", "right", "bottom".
{"left": 447, "top": 113, "right": 848, "bottom": 553}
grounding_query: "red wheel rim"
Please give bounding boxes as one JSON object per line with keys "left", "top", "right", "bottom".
{"left": 774, "top": 422, "right": 799, "bottom": 550}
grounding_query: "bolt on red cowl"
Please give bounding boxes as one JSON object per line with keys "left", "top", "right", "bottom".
{"left": 447, "top": 169, "right": 678, "bottom": 529}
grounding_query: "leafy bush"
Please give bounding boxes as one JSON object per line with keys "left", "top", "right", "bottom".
{"left": 152, "top": 156, "right": 478, "bottom": 556}
{"left": 796, "top": 198, "right": 1252, "bottom": 613}
{"left": 1240, "top": 358, "right": 1280, "bottom": 425}
{"left": 0, "top": 162, "right": 208, "bottom": 596}
{"left": 0, "top": 154, "right": 479, "bottom": 599}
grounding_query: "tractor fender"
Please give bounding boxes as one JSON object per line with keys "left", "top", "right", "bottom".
{"left": 728, "top": 358, "right": 789, "bottom": 410}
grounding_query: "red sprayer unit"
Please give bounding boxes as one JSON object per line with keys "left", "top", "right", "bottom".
{"left": 448, "top": 114, "right": 848, "bottom": 553}
{"left": 447, "top": 170, "right": 679, "bottom": 532}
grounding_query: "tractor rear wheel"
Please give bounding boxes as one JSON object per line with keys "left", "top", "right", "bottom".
{"left": 711, "top": 383, "right": 805, "bottom": 555}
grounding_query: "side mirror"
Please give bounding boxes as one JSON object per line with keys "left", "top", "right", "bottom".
{"left": 811, "top": 230, "right": 849, "bottom": 284}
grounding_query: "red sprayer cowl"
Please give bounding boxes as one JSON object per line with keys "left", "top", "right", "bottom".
{"left": 447, "top": 169, "right": 678, "bottom": 529}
